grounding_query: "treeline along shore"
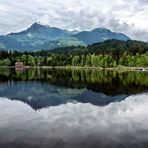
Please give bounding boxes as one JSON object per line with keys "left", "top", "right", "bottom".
{"left": 0, "top": 39, "right": 148, "bottom": 69}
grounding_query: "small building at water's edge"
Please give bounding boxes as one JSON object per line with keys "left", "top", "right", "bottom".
{"left": 15, "top": 62, "right": 23, "bottom": 68}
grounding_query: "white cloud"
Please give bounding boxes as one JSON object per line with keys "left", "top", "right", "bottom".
{"left": 0, "top": 0, "right": 148, "bottom": 41}
{"left": 0, "top": 94, "right": 148, "bottom": 147}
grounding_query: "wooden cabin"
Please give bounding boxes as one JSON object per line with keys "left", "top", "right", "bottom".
{"left": 15, "top": 62, "right": 23, "bottom": 68}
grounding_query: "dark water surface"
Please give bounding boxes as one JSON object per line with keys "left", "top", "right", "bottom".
{"left": 0, "top": 68, "right": 148, "bottom": 148}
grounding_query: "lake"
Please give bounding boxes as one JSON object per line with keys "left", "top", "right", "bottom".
{"left": 0, "top": 68, "right": 148, "bottom": 148}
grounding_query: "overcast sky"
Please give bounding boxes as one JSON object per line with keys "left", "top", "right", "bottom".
{"left": 0, "top": 0, "right": 148, "bottom": 41}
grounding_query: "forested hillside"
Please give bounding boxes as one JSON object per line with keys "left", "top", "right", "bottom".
{"left": 0, "top": 39, "right": 148, "bottom": 67}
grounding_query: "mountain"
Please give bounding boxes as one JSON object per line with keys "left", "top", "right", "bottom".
{"left": 0, "top": 22, "right": 73, "bottom": 51}
{"left": 0, "top": 22, "right": 130, "bottom": 51}
{"left": 72, "top": 28, "right": 130, "bottom": 44}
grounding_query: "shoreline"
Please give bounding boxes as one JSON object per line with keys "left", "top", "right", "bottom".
{"left": 41, "top": 66, "right": 148, "bottom": 72}
{"left": 0, "top": 66, "right": 148, "bottom": 72}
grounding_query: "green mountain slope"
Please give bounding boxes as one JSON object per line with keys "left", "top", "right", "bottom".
{"left": 0, "top": 22, "right": 131, "bottom": 51}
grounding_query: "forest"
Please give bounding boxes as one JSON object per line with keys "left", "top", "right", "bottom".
{"left": 0, "top": 39, "right": 148, "bottom": 68}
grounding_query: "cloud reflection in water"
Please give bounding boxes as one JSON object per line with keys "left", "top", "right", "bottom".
{"left": 0, "top": 94, "right": 148, "bottom": 148}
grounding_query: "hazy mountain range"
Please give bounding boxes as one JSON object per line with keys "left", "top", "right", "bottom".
{"left": 0, "top": 22, "right": 131, "bottom": 51}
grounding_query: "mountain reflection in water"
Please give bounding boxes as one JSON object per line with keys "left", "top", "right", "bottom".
{"left": 0, "top": 68, "right": 148, "bottom": 109}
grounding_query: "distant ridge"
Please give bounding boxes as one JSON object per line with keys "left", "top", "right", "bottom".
{"left": 0, "top": 22, "right": 130, "bottom": 51}
{"left": 72, "top": 28, "right": 130, "bottom": 44}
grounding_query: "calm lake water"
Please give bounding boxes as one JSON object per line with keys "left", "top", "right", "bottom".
{"left": 0, "top": 68, "right": 148, "bottom": 148}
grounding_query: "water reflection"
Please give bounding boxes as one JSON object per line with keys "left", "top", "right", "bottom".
{"left": 0, "top": 94, "right": 148, "bottom": 148}
{"left": 0, "top": 68, "right": 148, "bottom": 94}
{"left": 0, "top": 68, "right": 148, "bottom": 109}
{"left": 0, "top": 68, "right": 148, "bottom": 147}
